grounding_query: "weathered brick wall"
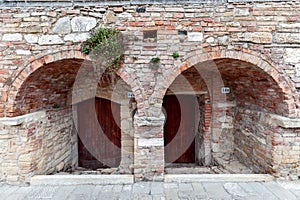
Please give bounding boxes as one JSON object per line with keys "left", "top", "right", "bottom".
{"left": 234, "top": 108, "right": 300, "bottom": 180}
{"left": 0, "top": 1, "right": 300, "bottom": 182}
{"left": 195, "top": 94, "right": 212, "bottom": 166}
{"left": 1, "top": 3, "right": 299, "bottom": 117}
{"left": 0, "top": 107, "right": 77, "bottom": 183}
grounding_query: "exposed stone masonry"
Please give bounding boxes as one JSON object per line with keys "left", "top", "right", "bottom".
{"left": 0, "top": 1, "right": 300, "bottom": 183}
{"left": 0, "top": 108, "right": 76, "bottom": 183}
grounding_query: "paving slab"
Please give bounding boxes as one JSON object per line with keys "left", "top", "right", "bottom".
{"left": 246, "top": 182, "right": 279, "bottom": 200}
{"left": 150, "top": 182, "right": 164, "bottom": 195}
{"left": 6, "top": 187, "right": 33, "bottom": 200}
{"left": 51, "top": 186, "right": 76, "bottom": 200}
{"left": 132, "top": 182, "right": 151, "bottom": 194}
{"left": 25, "top": 186, "right": 58, "bottom": 199}
{"left": 67, "top": 185, "right": 96, "bottom": 200}
{"left": 0, "top": 185, "right": 20, "bottom": 199}
{"left": 112, "top": 184, "right": 123, "bottom": 192}
{"left": 191, "top": 182, "right": 206, "bottom": 193}
{"left": 223, "top": 182, "right": 249, "bottom": 197}
{"left": 203, "top": 182, "right": 232, "bottom": 199}
{"left": 264, "top": 181, "right": 298, "bottom": 200}
{"left": 178, "top": 183, "right": 193, "bottom": 191}
{"left": 290, "top": 189, "right": 300, "bottom": 198}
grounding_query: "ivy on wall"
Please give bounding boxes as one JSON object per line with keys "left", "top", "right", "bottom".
{"left": 81, "top": 27, "right": 124, "bottom": 72}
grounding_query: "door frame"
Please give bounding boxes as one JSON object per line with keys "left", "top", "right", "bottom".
{"left": 163, "top": 93, "right": 200, "bottom": 165}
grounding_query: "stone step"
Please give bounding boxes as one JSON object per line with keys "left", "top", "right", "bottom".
{"left": 30, "top": 175, "right": 134, "bottom": 186}
{"left": 165, "top": 174, "right": 274, "bottom": 183}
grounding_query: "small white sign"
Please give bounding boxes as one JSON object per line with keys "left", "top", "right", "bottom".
{"left": 127, "top": 92, "right": 135, "bottom": 99}
{"left": 221, "top": 87, "right": 230, "bottom": 94}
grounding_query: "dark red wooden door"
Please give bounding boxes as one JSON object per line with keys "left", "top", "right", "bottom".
{"left": 77, "top": 98, "right": 121, "bottom": 169}
{"left": 163, "top": 95, "right": 196, "bottom": 163}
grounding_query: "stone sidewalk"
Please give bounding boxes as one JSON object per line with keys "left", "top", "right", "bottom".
{"left": 1, "top": 181, "right": 300, "bottom": 200}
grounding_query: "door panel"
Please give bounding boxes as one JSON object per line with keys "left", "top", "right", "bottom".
{"left": 77, "top": 98, "right": 121, "bottom": 169}
{"left": 163, "top": 95, "right": 196, "bottom": 163}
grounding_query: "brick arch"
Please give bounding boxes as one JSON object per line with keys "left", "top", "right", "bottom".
{"left": 155, "top": 50, "right": 298, "bottom": 117}
{"left": 4, "top": 49, "right": 141, "bottom": 117}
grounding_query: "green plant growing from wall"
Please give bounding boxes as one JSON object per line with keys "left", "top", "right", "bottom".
{"left": 172, "top": 52, "right": 180, "bottom": 59}
{"left": 151, "top": 57, "right": 160, "bottom": 64}
{"left": 81, "top": 27, "right": 124, "bottom": 72}
{"left": 52, "top": 103, "right": 60, "bottom": 109}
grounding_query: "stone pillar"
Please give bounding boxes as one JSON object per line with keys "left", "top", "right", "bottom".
{"left": 198, "top": 94, "right": 212, "bottom": 166}
{"left": 133, "top": 115, "right": 165, "bottom": 182}
{"left": 119, "top": 99, "right": 134, "bottom": 174}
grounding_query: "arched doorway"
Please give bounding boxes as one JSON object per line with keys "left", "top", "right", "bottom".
{"left": 3, "top": 51, "right": 135, "bottom": 182}
{"left": 162, "top": 56, "right": 293, "bottom": 175}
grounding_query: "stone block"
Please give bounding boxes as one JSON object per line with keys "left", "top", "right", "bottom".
{"left": 275, "top": 33, "right": 300, "bottom": 44}
{"left": 279, "top": 23, "right": 300, "bottom": 30}
{"left": 16, "top": 50, "right": 31, "bottom": 55}
{"left": 234, "top": 8, "right": 250, "bottom": 16}
{"left": 52, "top": 17, "right": 71, "bottom": 34}
{"left": 2, "top": 33, "right": 22, "bottom": 41}
{"left": 164, "top": 174, "right": 274, "bottom": 183}
{"left": 284, "top": 48, "right": 300, "bottom": 64}
{"left": 30, "top": 175, "right": 134, "bottom": 185}
{"left": 137, "top": 138, "right": 163, "bottom": 147}
{"left": 0, "top": 116, "right": 25, "bottom": 126}
{"left": 187, "top": 32, "right": 203, "bottom": 42}
{"left": 218, "top": 36, "right": 228, "bottom": 45}
{"left": 56, "top": 162, "right": 64, "bottom": 171}
{"left": 234, "top": 32, "right": 272, "bottom": 44}
{"left": 102, "top": 11, "right": 116, "bottom": 24}
{"left": 71, "top": 16, "right": 97, "bottom": 32}
{"left": 13, "top": 13, "right": 30, "bottom": 18}
{"left": 135, "top": 116, "right": 165, "bottom": 127}
{"left": 6, "top": 175, "right": 19, "bottom": 182}
{"left": 38, "top": 35, "right": 64, "bottom": 45}
{"left": 64, "top": 33, "right": 89, "bottom": 42}
{"left": 24, "top": 34, "right": 38, "bottom": 43}
{"left": 165, "top": 7, "right": 184, "bottom": 12}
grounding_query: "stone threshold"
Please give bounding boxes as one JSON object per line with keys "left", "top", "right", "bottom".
{"left": 30, "top": 175, "right": 134, "bottom": 186}
{"left": 30, "top": 174, "right": 273, "bottom": 185}
{"left": 165, "top": 174, "right": 274, "bottom": 183}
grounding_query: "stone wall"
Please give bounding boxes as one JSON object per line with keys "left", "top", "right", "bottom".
{"left": 0, "top": 107, "right": 76, "bottom": 184}
{"left": 0, "top": 1, "right": 300, "bottom": 182}
{"left": 196, "top": 94, "right": 212, "bottom": 166}
{"left": 1, "top": 2, "right": 299, "bottom": 117}
{"left": 134, "top": 115, "right": 165, "bottom": 181}
{"left": 234, "top": 108, "right": 300, "bottom": 180}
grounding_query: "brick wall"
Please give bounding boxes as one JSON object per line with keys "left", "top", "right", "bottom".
{"left": 0, "top": 107, "right": 76, "bottom": 183}
{"left": 0, "top": 1, "right": 300, "bottom": 182}
{"left": 234, "top": 108, "right": 300, "bottom": 180}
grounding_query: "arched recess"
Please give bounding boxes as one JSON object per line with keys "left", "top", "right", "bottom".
{"left": 5, "top": 50, "right": 142, "bottom": 117}
{"left": 1, "top": 50, "right": 136, "bottom": 182}
{"left": 156, "top": 50, "right": 297, "bottom": 117}
{"left": 160, "top": 50, "right": 298, "bottom": 175}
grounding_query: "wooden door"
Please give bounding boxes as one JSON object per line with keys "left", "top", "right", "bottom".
{"left": 163, "top": 95, "right": 196, "bottom": 163}
{"left": 77, "top": 98, "right": 121, "bottom": 169}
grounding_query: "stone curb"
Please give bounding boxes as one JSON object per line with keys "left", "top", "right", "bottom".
{"left": 30, "top": 175, "right": 134, "bottom": 185}
{"left": 165, "top": 174, "right": 274, "bottom": 183}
